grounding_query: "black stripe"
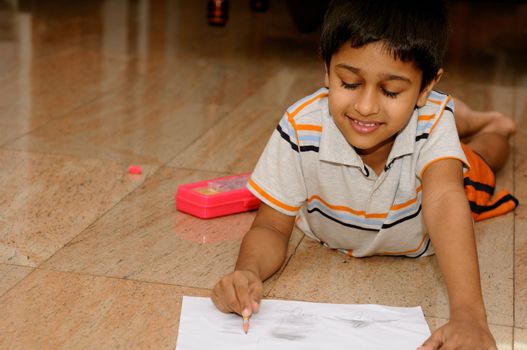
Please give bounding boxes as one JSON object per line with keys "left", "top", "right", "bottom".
{"left": 463, "top": 177, "right": 494, "bottom": 195}
{"left": 469, "top": 194, "right": 519, "bottom": 214}
{"left": 444, "top": 106, "right": 454, "bottom": 114}
{"left": 381, "top": 205, "right": 422, "bottom": 229}
{"left": 307, "top": 204, "right": 422, "bottom": 232}
{"left": 299, "top": 145, "right": 320, "bottom": 153}
{"left": 309, "top": 205, "right": 428, "bottom": 258}
{"left": 307, "top": 207, "right": 379, "bottom": 232}
{"left": 276, "top": 125, "right": 320, "bottom": 153}
{"left": 390, "top": 238, "right": 431, "bottom": 258}
{"left": 276, "top": 124, "right": 299, "bottom": 152}
{"left": 415, "top": 133, "right": 429, "bottom": 142}
{"left": 432, "top": 90, "right": 448, "bottom": 97}
{"left": 411, "top": 239, "right": 431, "bottom": 258}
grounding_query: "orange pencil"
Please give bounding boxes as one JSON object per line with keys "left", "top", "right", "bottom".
{"left": 242, "top": 315, "right": 250, "bottom": 334}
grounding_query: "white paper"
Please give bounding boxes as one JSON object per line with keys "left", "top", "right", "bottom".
{"left": 175, "top": 296, "right": 431, "bottom": 350}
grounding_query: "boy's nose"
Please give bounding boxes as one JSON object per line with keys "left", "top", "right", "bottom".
{"left": 353, "top": 88, "right": 380, "bottom": 117}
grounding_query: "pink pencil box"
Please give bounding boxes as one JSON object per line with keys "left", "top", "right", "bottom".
{"left": 175, "top": 173, "right": 261, "bottom": 219}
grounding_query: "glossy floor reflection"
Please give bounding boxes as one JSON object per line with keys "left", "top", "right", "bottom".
{"left": 0, "top": 0, "right": 526, "bottom": 349}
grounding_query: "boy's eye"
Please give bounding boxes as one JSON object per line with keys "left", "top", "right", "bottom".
{"left": 341, "top": 81, "right": 360, "bottom": 90}
{"left": 381, "top": 87, "right": 399, "bottom": 99}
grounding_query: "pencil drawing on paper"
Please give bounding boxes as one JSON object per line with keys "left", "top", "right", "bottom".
{"left": 270, "top": 307, "right": 318, "bottom": 341}
{"left": 267, "top": 307, "right": 402, "bottom": 342}
{"left": 175, "top": 296, "right": 431, "bottom": 350}
{"left": 326, "top": 314, "right": 401, "bottom": 328}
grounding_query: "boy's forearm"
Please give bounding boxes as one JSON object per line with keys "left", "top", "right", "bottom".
{"left": 235, "top": 224, "right": 292, "bottom": 281}
{"left": 425, "top": 190, "right": 487, "bottom": 318}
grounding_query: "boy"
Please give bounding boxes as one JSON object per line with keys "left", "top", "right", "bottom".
{"left": 212, "top": 0, "right": 518, "bottom": 348}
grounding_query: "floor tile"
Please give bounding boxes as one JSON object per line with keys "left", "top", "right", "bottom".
{"left": 514, "top": 87, "right": 527, "bottom": 328}
{"left": 0, "top": 49, "right": 131, "bottom": 146}
{"left": 475, "top": 214, "right": 515, "bottom": 324}
{"left": 4, "top": 92, "right": 231, "bottom": 165}
{"left": 0, "top": 268, "right": 209, "bottom": 350}
{"left": 515, "top": 328, "right": 527, "bottom": 350}
{"left": 3, "top": 55, "right": 283, "bottom": 164}
{"left": 144, "top": 57, "right": 283, "bottom": 111}
{"left": 0, "top": 264, "right": 33, "bottom": 296}
{"left": 268, "top": 232, "right": 513, "bottom": 326}
{"left": 169, "top": 67, "right": 323, "bottom": 173}
{"left": 426, "top": 317, "right": 513, "bottom": 350}
{"left": 0, "top": 124, "right": 26, "bottom": 148}
{"left": 0, "top": 150, "right": 152, "bottom": 267}
{"left": 42, "top": 167, "right": 303, "bottom": 290}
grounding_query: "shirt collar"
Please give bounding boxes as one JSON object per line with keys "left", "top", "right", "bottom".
{"left": 385, "top": 108, "right": 417, "bottom": 165}
{"left": 319, "top": 106, "right": 365, "bottom": 168}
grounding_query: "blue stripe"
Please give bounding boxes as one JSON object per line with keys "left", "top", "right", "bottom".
{"left": 308, "top": 189, "right": 422, "bottom": 227}
{"left": 307, "top": 200, "right": 384, "bottom": 228}
{"left": 298, "top": 134, "right": 321, "bottom": 143}
{"left": 278, "top": 118, "right": 296, "bottom": 138}
{"left": 416, "top": 122, "right": 433, "bottom": 133}
{"left": 385, "top": 202, "right": 420, "bottom": 223}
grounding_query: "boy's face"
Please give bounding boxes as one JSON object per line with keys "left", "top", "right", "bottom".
{"left": 325, "top": 41, "right": 437, "bottom": 157}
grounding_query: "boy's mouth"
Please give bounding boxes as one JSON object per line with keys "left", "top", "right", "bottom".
{"left": 346, "top": 115, "right": 382, "bottom": 134}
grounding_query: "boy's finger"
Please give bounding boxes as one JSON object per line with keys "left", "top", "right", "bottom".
{"left": 249, "top": 283, "right": 263, "bottom": 313}
{"left": 211, "top": 288, "right": 228, "bottom": 313}
{"left": 233, "top": 275, "right": 252, "bottom": 316}
{"left": 217, "top": 277, "right": 243, "bottom": 314}
{"left": 417, "top": 330, "right": 443, "bottom": 350}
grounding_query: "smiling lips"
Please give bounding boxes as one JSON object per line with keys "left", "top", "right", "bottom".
{"left": 346, "top": 115, "right": 382, "bottom": 134}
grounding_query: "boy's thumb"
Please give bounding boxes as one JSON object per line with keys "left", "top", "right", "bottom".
{"left": 417, "top": 330, "right": 443, "bottom": 350}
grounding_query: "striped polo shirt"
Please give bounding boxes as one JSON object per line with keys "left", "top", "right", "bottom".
{"left": 248, "top": 87, "right": 468, "bottom": 257}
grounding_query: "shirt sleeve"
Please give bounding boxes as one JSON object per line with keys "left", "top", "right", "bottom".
{"left": 247, "top": 113, "right": 308, "bottom": 216}
{"left": 415, "top": 98, "right": 470, "bottom": 179}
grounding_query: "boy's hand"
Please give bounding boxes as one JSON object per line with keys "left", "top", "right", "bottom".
{"left": 418, "top": 312, "right": 497, "bottom": 350}
{"left": 211, "top": 270, "right": 263, "bottom": 317}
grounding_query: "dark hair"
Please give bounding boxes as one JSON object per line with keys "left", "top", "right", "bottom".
{"left": 320, "top": 0, "right": 449, "bottom": 90}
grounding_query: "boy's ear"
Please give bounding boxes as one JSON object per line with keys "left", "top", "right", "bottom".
{"left": 324, "top": 64, "right": 330, "bottom": 87}
{"left": 416, "top": 68, "right": 443, "bottom": 107}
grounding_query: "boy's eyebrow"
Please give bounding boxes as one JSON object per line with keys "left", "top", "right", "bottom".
{"left": 335, "top": 64, "right": 412, "bottom": 84}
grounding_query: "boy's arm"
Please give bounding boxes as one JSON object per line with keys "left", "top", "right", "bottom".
{"left": 419, "top": 158, "right": 496, "bottom": 349}
{"left": 211, "top": 203, "right": 296, "bottom": 316}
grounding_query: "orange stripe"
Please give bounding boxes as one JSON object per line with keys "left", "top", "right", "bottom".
{"left": 427, "top": 98, "right": 442, "bottom": 105}
{"left": 418, "top": 114, "right": 435, "bottom": 121}
{"left": 296, "top": 124, "right": 322, "bottom": 132}
{"left": 380, "top": 235, "right": 428, "bottom": 255}
{"left": 429, "top": 95, "right": 452, "bottom": 135}
{"left": 391, "top": 185, "right": 423, "bottom": 210}
{"left": 248, "top": 179, "right": 300, "bottom": 212}
{"left": 308, "top": 195, "right": 388, "bottom": 218}
{"left": 286, "top": 92, "right": 328, "bottom": 144}
{"left": 288, "top": 92, "right": 328, "bottom": 118}
{"left": 308, "top": 188, "right": 422, "bottom": 217}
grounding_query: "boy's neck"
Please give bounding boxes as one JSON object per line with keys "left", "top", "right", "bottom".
{"left": 355, "top": 135, "right": 395, "bottom": 175}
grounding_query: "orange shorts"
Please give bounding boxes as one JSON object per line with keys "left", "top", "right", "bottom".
{"left": 462, "top": 144, "right": 518, "bottom": 221}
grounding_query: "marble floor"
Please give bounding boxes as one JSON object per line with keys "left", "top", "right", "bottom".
{"left": 0, "top": 0, "right": 526, "bottom": 349}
